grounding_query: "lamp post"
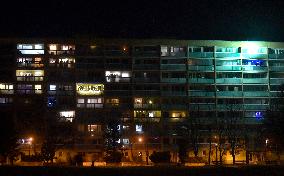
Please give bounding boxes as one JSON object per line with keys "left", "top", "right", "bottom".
{"left": 215, "top": 143, "right": 218, "bottom": 165}
{"left": 28, "top": 137, "right": 33, "bottom": 157}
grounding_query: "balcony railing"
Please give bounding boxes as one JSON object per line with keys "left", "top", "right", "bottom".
{"left": 188, "top": 52, "right": 214, "bottom": 58}
{"left": 188, "top": 91, "right": 215, "bottom": 97}
{"left": 161, "top": 78, "right": 187, "bottom": 83}
{"left": 161, "top": 91, "right": 187, "bottom": 96}
{"left": 216, "top": 78, "right": 242, "bottom": 84}
{"left": 215, "top": 53, "right": 241, "bottom": 58}
{"left": 216, "top": 91, "right": 243, "bottom": 97}
{"left": 160, "top": 64, "right": 186, "bottom": 70}
{"left": 16, "top": 76, "right": 43, "bottom": 81}
{"left": 188, "top": 78, "right": 214, "bottom": 84}
{"left": 243, "top": 91, "right": 269, "bottom": 97}
{"left": 243, "top": 78, "right": 268, "bottom": 84}
{"left": 188, "top": 65, "right": 214, "bottom": 71}
{"left": 243, "top": 104, "right": 269, "bottom": 110}
{"left": 216, "top": 65, "right": 242, "bottom": 71}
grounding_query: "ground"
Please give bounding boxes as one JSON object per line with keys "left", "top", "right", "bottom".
{"left": 0, "top": 165, "right": 283, "bottom": 176}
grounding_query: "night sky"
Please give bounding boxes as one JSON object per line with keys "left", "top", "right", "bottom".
{"left": 1, "top": 0, "right": 284, "bottom": 41}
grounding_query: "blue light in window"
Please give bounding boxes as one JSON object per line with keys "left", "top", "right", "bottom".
{"left": 47, "top": 97, "right": 56, "bottom": 107}
{"left": 255, "top": 111, "right": 263, "bottom": 120}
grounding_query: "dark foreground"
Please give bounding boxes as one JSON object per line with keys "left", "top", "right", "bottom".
{"left": 0, "top": 165, "right": 283, "bottom": 176}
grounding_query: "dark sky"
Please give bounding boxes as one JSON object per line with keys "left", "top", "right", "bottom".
{"left": 1, "top": 0, "right": 284, "bottom": 41}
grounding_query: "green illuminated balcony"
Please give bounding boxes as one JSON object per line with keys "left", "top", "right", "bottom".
{"left": 189, "top": 104, "right": 215, "bottom": 110}
{"left": 242, "top": 54, "right": 267, "bottom": 59}
{"left": 188, "top": 78, "right": 214, "bottom": 84}
{"left": 216, "top": 78, "right": 242, "bottom": 84}
{"left": 188, "top": 65, "right": 214, "bottom": 71}
{"left": 269, "top": 66, "right": 284, "bottom": 71}
{"left": 215, "top": 53, "right": 241, "bottom": 58}
{"left": 188, "top": 52, "right": 214, "bottom": 58}
{"left": 268, "top": 54, "right": 284, "bottom": 59}
{"left": 216, "top": 104, "right": 243, "bottom": 110}
{"left": 243, "top": 78, "right": 268, "bottom": 84}
{"left": 216, "top": 91, "right": 243, "bottom": 97}
{"left": 161, "top": 78, "right": 187, "bottom": 83}
{"left": 243, "top": 91, "right": 269, "bottom": 97}
{"left": 270, "top": 78, "right": 284, "bottom": 84}
{"left": 242, "top": 66, "right": 268, "bottom": 71}
{"left": 216, "top": 65, "right": 242, "bottom": 71}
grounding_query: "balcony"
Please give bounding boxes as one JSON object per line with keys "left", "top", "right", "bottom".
{"left": 160, "top": 64, "right": 186, "bottom": 71}
{"left": 270, "top": 78, "right": 284, "bottom": 84}
{"left": 242, "top": 66, "right": 268, "bottom": 71}
{"left": 161, "top": 104, "right": 187, "bottom": 109}
{"left": 215, "top": 53, "right": 241, "bottom": 58}
{"left": 133, "top": 51, "right": 159, "bottom": 57}
{"left": 268, "top": 54, "right": 284, "bottom": 59}
{"left": 104, "top": 90, "right": 131, "bottom": 96}
{"left": 188, "top": 91, "right": 215, "bottom": 97}
{"left": 133, "top": 78, "right": 160, "bottom": 83}
{"left": 243, "top": 118, "right": 263, "bottom": 125}
{"left": 133, "top": 65, "right": 159, "bottom": 70}
{"left": 188, "top": 78, "right": 214, "bottom": 84}
{"left": 189, "top": 104, "right": 215, "bottom": 110}
{"left": 133, "top": 118, "right": 160, "bottom": 123}
{"left": 243, "top": 104, "right": 269, "bottom": 110}
{"left": 161, "top": 78, "right": 187, "bottom": 83}
{"left": 134, "top": 104, "right": 160, "bottom": 109}
{"left": 269, "top": 66, "right": 284, "bottom": 72}
{"left": 242, "top": 54, "right": 267, "bottom": 59}
{"left": 188, "top": 65, "right": 214, "bottom": 71}
{"left": 216, "top": 104, "right": 243, "bottom": 110}
{"left": 104, "top": 51, "right": 129, "bottom": 57}
{"left": 216, "top": 78, "right": 242, "bottom": 84}
{"left": 216, "top": 65, "right": 242, "bottom": 71}
{"left": 243, "top": 91, "right": 269, "bottom": 97}
{"left": 16, "top": 76, "right": 43, "bottom": 82}
{"left": 161, "top": 91, "right": 187, "bottom": 96}
{"left": 133, "top": 90, "right": 160, "bottom": 96}
{"left": 216, "top": 91, "right": 243, "bottom": 97}
{"left": 243, "top": 78, "right": 268, "bottom": 84}
{"left": 188, "top": 52, "right": 214, "bottom": 58}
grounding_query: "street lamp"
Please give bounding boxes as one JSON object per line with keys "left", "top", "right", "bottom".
{"left": 215, "top": 143, "right": 218, "bottom": 165}
{"left": 28, "top": 137, "right": 33, "bottom": 156}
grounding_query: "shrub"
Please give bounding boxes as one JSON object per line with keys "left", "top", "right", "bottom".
{"left": 104, "top": 151, "right": 123, "bottom": 163}
{"left": 149, "top": 151, "right": 171, "bottom": 163}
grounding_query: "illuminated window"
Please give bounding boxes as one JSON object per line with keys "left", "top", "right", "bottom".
{"left": 0, "top": 97, "right": 12, "bottom": 104}
{"left": 35, "top": 85, "right": 42, "bottom": 94}
{"left": 134, "top": 110, "right": 161, "bottom": 118}
{"left": 170, "top": 111, "right": 186, "bottom": 118}
{"left": 88, "top": 124, "right": 102, "bottom": 133}
{"left": 49, "top": 85, "right": 56, "bottom": 91}
{"left": 123, "top": 139, "right": 129, "bottom": 144}
{"left": 47, "top": 97, "right": 56, "bottom": 107}
{"left": 134, "top": 98, "right": 143, "bottom": 104}
{"left": 105, "top": 71, "right": 131, "bottom": 82}
{"left": 77, "top": 98, "right": 84, "bottom": 104}
{"left": 106, "top": 98, "right": 119, "bottom": 106}
{"left": 0, "top": 84, "right": 14, "bottom": 94}
{"left": 49, "top": 44, "right": 57, "bottom": 51}
{"left": 59, "top": 111, "right": 75, "bottom": 122}
{"left": 136, "top": 125, "right": 143, "bottom": 132}
{"left": 76, "top": 83, "right": 104, "bottom": 95}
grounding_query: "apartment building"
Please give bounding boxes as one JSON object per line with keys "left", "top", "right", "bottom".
{"left": 0, "top": 38, "right": 283, "bottom": 163}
